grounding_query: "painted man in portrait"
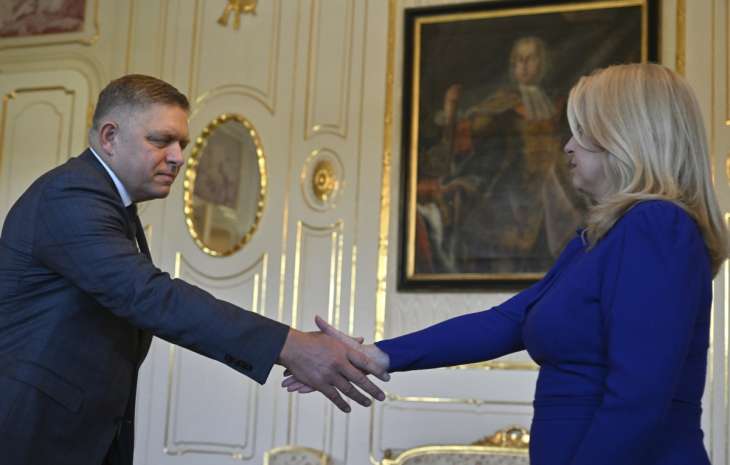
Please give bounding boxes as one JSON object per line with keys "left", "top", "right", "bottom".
{"left": 416, "top": 36, "right": 585, "bottom": 274}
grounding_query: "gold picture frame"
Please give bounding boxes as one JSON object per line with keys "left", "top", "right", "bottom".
{"left": 399, "top": 0, "right": 657, "bottom": 290}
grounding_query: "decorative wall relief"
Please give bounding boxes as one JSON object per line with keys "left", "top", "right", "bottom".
{"left": 300, "top": 149, "right": 344, "bottom": 211}
{"left": 184, "top": 114, "right": 266, "bottom": 256}
{"left": 217, "top": 0, "right": 257, "bottom": 30}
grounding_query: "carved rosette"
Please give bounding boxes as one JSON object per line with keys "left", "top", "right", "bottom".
{"left": 300, "top": 149, "right": 344, "bottom": 211}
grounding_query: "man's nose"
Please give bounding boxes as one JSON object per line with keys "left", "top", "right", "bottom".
{"left": 167, "top": 143, "right": 185, "bottom": 168}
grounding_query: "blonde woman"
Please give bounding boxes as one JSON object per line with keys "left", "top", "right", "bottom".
{"left": 284, "top": 63, "right": 727, "bottom": 465}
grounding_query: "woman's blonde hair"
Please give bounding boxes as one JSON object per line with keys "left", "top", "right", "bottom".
{"left": 566, "top": 62, "right": 728, "bottom": 275}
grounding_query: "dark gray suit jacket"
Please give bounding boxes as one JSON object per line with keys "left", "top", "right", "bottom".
{"left": 0, "top": 150, "right": 289, "bottom": 465}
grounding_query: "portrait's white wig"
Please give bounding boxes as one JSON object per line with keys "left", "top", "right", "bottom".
{"left": 509, "top": 36, "right": 550, "bottom": 83}
{"left": 567, "top": 62, "right": 727, "bottom": 274}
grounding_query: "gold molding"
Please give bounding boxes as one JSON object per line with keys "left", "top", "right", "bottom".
{"left": 384, "top": 393, "right": 532, "bottom": 407}
{"left": 304, "top": 0, "right": 355, "bottom": 139}
{"left": 183, "top": 113, "right": 267, "bottom": 257}
{"left": 288, "top": 221, "right": 345, "bottom": 446}
{"left": 676, "top": 0, "right": 686, "bottom": 75}
{"left": 264, "top": 446, "right": 330, "bottom": 465}
{"left": 0, "top": 86, "right": 77, "bottom": 180}
{"left": 375, "top": 0, "right": 396, "bottom": 341}
{"left": 0, "top": 0, "right": 100, "bottom": 50}
{"left": 190, "top": 0, "right": 280, "bottom": 114}
{"left": 449, "top": 359, "right": 538, "bottom": 371}
{"left": 164, "top": 252, "right": 268, "bottom": 458}
{"left": 726, "top": 0, "right": 730, "bottom": 126}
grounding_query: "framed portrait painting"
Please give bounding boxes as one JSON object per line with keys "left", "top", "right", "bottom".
{"left": 0, "top": 0, "right": 98, "bottom": 50}
{"left": 399, "top": 0, "right": 657, "bottom": 290}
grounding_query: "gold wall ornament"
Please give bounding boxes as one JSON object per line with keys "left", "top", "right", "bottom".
{"left": 183, "top": 113, "right": 267, "bottom": 257}
{"left": 300, "top": 149, "right": 344, "bottom": 211}
{"left": 217, "top": 0, "right": 257, "bottom": 30}
{"left": 312, "top": 160, "right": 337, "bottom": 201}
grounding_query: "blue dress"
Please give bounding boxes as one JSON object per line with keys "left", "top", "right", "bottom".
{"left": 376, "top": 201, "right": 712, "bottom": 465}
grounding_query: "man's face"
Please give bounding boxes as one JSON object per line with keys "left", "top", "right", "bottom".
{"left": 512, "top": 41, "right": 542, "bottom": 85}
{"left": 103, "top": 104, "right": 190, "bottom": 202}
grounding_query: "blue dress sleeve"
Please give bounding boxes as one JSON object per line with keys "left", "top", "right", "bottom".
{"left": 569, "top": 203, "right": 712, "bottom": 465}
{"left": 376, "top": 237, "right": 583, "bottom": 372}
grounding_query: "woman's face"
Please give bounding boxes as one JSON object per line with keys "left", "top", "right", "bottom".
{"left": 564, "top": 136, "right": 611, "bottom": 201}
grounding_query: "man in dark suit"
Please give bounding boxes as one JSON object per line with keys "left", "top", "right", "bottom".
{"left": 0, "top": 75, "right": 387, "bottom": 465}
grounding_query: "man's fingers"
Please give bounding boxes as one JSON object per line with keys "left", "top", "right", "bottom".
{"left": 340, "top": 363, "right": 385, "bottom": 402}
{"left": 332, "top": 375, "right": 372, "bottom": 407}
{"left": 354, "top": 336, "right": 364, "bottom": 344}
{"left": 320, "top": 385, "right": 351, "bottom": 413}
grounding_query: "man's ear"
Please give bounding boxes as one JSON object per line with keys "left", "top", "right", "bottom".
{"left": 98, "top": 121, "right": 119, "bottom": 155}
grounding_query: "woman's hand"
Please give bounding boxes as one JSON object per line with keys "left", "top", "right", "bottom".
{"left": 281, "top": 316, "right": 391, "bottom": 394}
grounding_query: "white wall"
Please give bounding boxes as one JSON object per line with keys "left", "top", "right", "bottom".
{"left": 0, "top": 1, "right": 728, "bottom": 464}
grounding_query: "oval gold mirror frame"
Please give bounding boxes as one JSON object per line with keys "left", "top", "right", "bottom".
{"left": 183, "top": 113, "right": 267, "bottom": 257}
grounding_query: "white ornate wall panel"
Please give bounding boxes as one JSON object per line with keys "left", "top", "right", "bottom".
{"left": 162, "top": 255, "right": 267, "bottom": 459}
{"left": 0, "top": 70, "right": 89, "bottom": 220}
{"left": 304, "top": 0, "right": 356, "bottom": 139}
{"left": 188, "top": 0, "right": 281, "bottom": 112}
{"left": 0, "top": 1, "right": 729, "bottom": 465}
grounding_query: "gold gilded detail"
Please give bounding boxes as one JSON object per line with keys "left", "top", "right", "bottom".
{"left": 183, "top": 113, "right": 267, "bottom": 257}
{"left": 381, "top": 427, "right": 529, "bottom": 464}
{"left": 676, "top": 0, "right": 686, "bottom": 75}
{"left": 472, "top": 426, "right": 530, "bottom": 449}
{"left": 217, "top": 0, "right": 257, "bottom": 30}
{"left": 312, "top": 160, "right": 337, "bottom": 201}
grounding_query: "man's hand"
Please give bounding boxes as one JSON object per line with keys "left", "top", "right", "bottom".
{"left": 276, "top": 320, "right": 389, "bottom": 413}
{"left": 280, "top": 316, "right": 391, "bottom": 403}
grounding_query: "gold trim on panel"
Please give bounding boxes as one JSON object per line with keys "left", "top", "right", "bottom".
{"left": 0, "top": 0, "right": 100, "bottom": 50}
{"left": 188, "top": 0, "right": 203, "bottom": 102}
{"left": 349, "top": 245, "right": 358, "bottom": 336}
{"left": 304, "top": 0, "right": 355, "bottom": 139}
{"left": 288, "top": 221, "right": 345, "bottom": 446}
{"left": 449, "top": 359, "right": 538, "bottom": 371}
{"left": 183, "top": 113, "right": 267, "bottom": 257}
{"left": 191, "top": 1, "right": 281, "bottom": 114}
{"left": 417, "top": 0, "right": 644, "bottom": 25}
{"left": 124, "top": 0, "right": 137, "bottom": 73}
{"left": 0, "top": 87, "right": 77, "bottom": 179}
{"left": 374, "top": 0, "right": 396, "bottom": 341}
{"left": 676, "top": 0, "right": 686, "bottom": 75}
{"left": 726, "top": 0, "right": 730, "bottom": 126}
{"left": 385, "top": 393, "right": 532, "bottom": 407}
{"left": 164, "top": 252, "right": 268, "bottom": 458}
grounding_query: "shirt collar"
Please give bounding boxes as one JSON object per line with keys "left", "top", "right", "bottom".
{"left": 89, "top": 146, "right": 133, "bottom": 207}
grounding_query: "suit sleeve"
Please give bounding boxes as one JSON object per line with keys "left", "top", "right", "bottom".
{"left": 569, "top": 204, "right": 711, "bottom": 465}
{"left": 376, "top": 239, "right": 581, "bottom": 372}
{"left": 34, "top": 175, "right": 289, "bottom": 384}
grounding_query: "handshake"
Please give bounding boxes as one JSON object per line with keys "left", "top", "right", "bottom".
{"left": 276, "top": 316, "right": 390, "bottom": 413}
